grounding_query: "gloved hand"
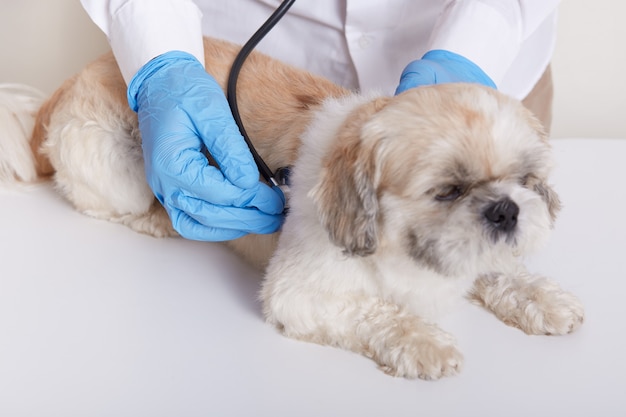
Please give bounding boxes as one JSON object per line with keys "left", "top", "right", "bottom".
{"left": 127, "top": 51, "right": 285, "bottom": 241}
{"left": 395, "top": 49, "right": 496, "bottom": 95}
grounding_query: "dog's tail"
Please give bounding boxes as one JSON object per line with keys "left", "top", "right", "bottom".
{"left": 0, "top": 83, "right": 56, "bottom": 184}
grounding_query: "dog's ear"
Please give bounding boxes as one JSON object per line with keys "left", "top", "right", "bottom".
{"left": 520, "top": 105, "right": 562, "bottom": 223}
{"left": 534, "top": 182, "right": 561, "bottom": 224}
{"left": 309, "top": 97, "right": 391, "bottom": 256}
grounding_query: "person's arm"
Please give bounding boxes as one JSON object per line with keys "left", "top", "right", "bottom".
{"left": 80, "top": 0, "right": 205, "bottom": 83}
{"left": 80, "top": 0, "right": 285, "bottom": 240}
{"left": 395, "top": 0, "right": 560, "bottom": 94}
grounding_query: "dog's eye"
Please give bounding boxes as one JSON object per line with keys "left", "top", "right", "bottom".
{"left": 520, "top": 174, "right": 537, "bottom": 187}
{"left": 435, "top": 185, "right": 463, "bottom": 202}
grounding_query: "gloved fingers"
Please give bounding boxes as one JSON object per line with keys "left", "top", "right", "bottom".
{"left": 158, "top": 151, "right": 284, "bottom": 214}
{"left": 201, "top": 125, "right": 260, "bottom": 191}
{"left": 189, "top": 171, "right": 285, "bottom": 215}
{"left": 421, "top": 50, "right": 496, "bottom": 88}
{"left": 167, "top": 207, "right": 249, "bottom": 241}
{"left": 227, "top": 181, "right": 285, "bottom": 215}
{"left": 395, "top": 50, "right": 497, "bottom": 95}
{"left": 154, "top": 120, "right": 260, "bottom": 196}
{"left": 189, "top": 82, "right": 261, "bottom": 190}
{"left": 136, "top": 60, "right": 261, "bottom": 191}
{"left": 169, "top": 193, "right": 284, "bottom": 236}
{"left": 394, "top": 61, "right": 439, "bottom": 95}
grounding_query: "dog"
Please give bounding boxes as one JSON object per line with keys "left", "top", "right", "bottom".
{"left": 0, "top": 37, "right": 584, "bottom": 380}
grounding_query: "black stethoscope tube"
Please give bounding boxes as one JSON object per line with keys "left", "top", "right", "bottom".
{"left": 226, "top": 0, "right": 296, "bottom": 187}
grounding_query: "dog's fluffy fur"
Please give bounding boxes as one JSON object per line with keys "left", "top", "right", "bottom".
{"left": 0, "top": 37, "right": 584, "bottom": 379}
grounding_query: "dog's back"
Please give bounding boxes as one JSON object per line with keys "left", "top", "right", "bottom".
{"left": 2, "top": 37, "right": 348, "bottom": 269}
{"left": 26, "top": 37, "right": 347, "bottom": 183}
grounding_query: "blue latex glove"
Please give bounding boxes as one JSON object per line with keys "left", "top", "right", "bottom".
{"left": 127, "top": 51, "right": 285, "bottom": 241}
{"left": 395, "top": 49, "right": 496, "bottom": 95}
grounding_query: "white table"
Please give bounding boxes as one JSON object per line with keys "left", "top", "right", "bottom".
{"left": 1, "top": 138, "right": 624, "bottom": 417}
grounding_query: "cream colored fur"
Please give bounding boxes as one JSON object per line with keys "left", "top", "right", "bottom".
{"left": 0, "top": 84, "right": 45, "bottom": 183}
{"left": 0, "top": 37, "right": 583, "bottom": 380}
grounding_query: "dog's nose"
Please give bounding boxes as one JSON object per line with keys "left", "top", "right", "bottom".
{"left": 484, "top": 198, "right": 519, "bottom": 233}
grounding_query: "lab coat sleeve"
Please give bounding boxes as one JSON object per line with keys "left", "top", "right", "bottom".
{"left": 428, "top": 0, "right": 561, "bottom": 86}
{"left": 80, "top": 0, "right": 205, "bottom": 84}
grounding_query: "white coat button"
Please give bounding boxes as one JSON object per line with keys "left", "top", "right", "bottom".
{"left": 358, "top": 35, "right": 373, "bottom": 49}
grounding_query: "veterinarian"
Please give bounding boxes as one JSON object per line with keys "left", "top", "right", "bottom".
{"left": 80, "top": 0, "right": 560, "bottom": 241}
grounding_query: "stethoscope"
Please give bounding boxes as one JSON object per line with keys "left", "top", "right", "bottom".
{"left": 226, "top": 0, "right": 296, "bottom": 189}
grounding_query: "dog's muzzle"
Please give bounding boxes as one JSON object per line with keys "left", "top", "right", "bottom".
{"left": 484, "top": 198, "right": 519, "bottom": 234}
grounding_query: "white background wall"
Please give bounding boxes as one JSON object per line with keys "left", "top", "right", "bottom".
{"left": 550, "top": 0, "right": 625, "bottom": 138}
{"left": 0, "top": 0, "right": 624, "bottom": 138}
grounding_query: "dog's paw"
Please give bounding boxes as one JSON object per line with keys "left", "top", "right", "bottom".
{"left": 267, "top": 295, "right": 464, "bottom": 380}
{"left": 471, "top": 273, "right": 584, "bottom": 335}
{"left": 516, "top": 283, "right": 584, "bottom": 335}
{"left": 376, "top": 322, "right": 463, "bottom": 380}
{"left": 104, "top": 203, "right": 178, "bottom": 238}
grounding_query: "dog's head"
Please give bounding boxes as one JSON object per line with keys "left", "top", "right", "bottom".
{"left": 309, "top": 84, "right": 560, "bottom": 277}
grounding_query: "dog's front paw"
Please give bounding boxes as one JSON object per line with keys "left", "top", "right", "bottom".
{"left": 375, "top": 321, "right": 463, "bottom": 380}
{"left": 519, "top": 283, "right": 584, "bottom": 335}
{"left": 470, "top": 273, "right": 584, "bottom": 335}
{"left": 108, "top": 202, "right": 178, "bottom": 238}
{"left": 266, "top": 295, "right": 464, "bottom": 380}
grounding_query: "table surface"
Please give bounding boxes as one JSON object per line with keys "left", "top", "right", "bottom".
{"left": 1, "top": 138, "right": 624, "bottom": 417}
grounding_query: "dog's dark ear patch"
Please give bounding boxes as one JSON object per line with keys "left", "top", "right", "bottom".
{"left": 310, "top": 97, "right": 391, "bottom": 256}
{"left": 534, "top": 182, "right": 561, "bottom": 223}
{"left": 323, "top": 166, "right": 379, "bottom": 257}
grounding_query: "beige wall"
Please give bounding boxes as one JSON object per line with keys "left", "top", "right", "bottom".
{"left": 551, "top": 0, "right": 626, "bottom": 138}
{"left": 0, "top": 0, "right": 109, "bottom": 94}
{"left": 1, "top": 0, "right": 624, "bottom": 138}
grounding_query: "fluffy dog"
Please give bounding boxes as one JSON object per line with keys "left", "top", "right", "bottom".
{"left": 0, "top": 37, "right": 584, "bottom": 380}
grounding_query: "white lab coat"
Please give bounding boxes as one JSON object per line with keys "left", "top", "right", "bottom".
{"left": 80, "top": 0, "right": 560, "bottom": 99}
